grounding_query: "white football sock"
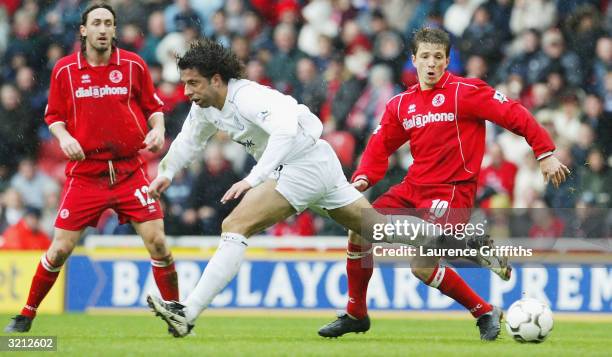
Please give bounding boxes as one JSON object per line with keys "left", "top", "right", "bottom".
{"left": 183, "top": 232, "right": 248, "bottom": 323}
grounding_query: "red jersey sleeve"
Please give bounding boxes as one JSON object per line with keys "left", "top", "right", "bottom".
{"left": 44, "top": 63, "right": 68, "bottom": 127}
{"left": 462, "top": 81, "right": 555, "bottom": 159}
{"left": 351, "top": 99, "right": 410, "bottom": 187}
{"left": 135, "top": 59, "right": 164, "bottom": 120}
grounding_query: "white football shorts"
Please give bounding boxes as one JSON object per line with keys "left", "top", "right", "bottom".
{"left": 271, "top": 139, "right": 363, "bottom": 213}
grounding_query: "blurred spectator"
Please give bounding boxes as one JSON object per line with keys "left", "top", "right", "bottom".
{"left": 553, "top": 93, "right": 583, "bottom": 143}
{"left": 231, "top": 35, "right": 251, "bottom": 64}
{"left": 224, "top": 0, "right": 248, "bottom": 35}
{"left": 164, "top": 0, "right": 204, "bottom": 34}
{"left": 368, "top": 10, "right": 406, "bottom": 84}
{"left": 298, "top": 0, "right": 338, "bottom": 57}
{"left": 3, "top": 8, "right": 46, "bottom": 77}
{"left": 564, "top": 4, "right": 606, "bottom": 73}
{"left": 580, "top": 94, "right": 611, "bottom": 156}
{"left": 187, "top": 144, "right": 240, "bottom": 235}
{"left": 577, "top": 148, "right": 612, "bottom": 207}
{"left": 243, "top": 10, "right": 274, "bottom": 53}
{"left": 571, "top": 123, "right": 596, "bottom": 167}
{"left": 10, "top": 158, "right": 58, "bottom": 210}
{"left": 535, "top": 28, "right": 584, "bottom": 88}
{"left": 477, "top": 143, "right": 518, "bottom": 208}
{"left": 330, "top": 57, "right": 367, "bottom": 130}
{"left": 156, "top": 16, "right": 201, "bottom": 82}
{"left": 592, "top": 36, "right": 612, "bottom": 98}
{"left": 346, "top": 64, "right": 398, "bottom": 142}
{"left": 15, "top": 66, "right": 46, "bottom": 118}
{"left": 459, "top": 5, "right": 502, "bottom": 65}
{"left": 528, "top": 200, "right": 565, "bottom": 239}
{"left": 0, "top": 84, "right": 37, "bottom": 171}
{"left": 110, "top": 0, "right": 148, "bottom": 31}
{"left": 139, "top": 11, "right": 167, "bottom": 65}
{"left": 510, "top": 0, "right": 557, "bottom": 35}
{"left": 269, "top": 212, "right": 315, "bottom": 236}
{"left": 1, "top": 187, "right": 25, "bottom": 228}
{"left": 483, "top": 0, "right": 512, "bottom": 42}
{"left": 245, "top": 58, "right": 273, "bottom": 87}
{"left": 0, "top": 7, "right": 10, "bottom": 57}
{"left": 294, "top": 57, "right": 326, "bottom": 116}
{"left": 0, "top": 206, "right": 50, "bottom": 250}
{"left": 118, "top": 23, "right": 144, "bottom": 53}
{"left": 513, "top": 153, "right": 546, "bottom": 208}
{"left": 464, "top": 54, "right": 488, "bottom": 79}
{"left": 495, "top": 29, "right": 542, "bottom": 85}
{"left": 443, "top": 0, "right": 482, "bottom": 38}
{"left": 266, "top": 23, "right": 307, "bottom": 93}
{"left": 210, "top": 9, "right": 232, "bottom": 48}
{"left": 569, "top": 194, "right": 608, "bottom": 238}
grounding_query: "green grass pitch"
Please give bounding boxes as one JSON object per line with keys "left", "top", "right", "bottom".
{"left": 1, "top": 313, "right": 610, "bottom": 356}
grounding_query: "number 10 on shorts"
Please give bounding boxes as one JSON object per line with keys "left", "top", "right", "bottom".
{"left": 134, "top": 186, "right": 155, "bottom": 206}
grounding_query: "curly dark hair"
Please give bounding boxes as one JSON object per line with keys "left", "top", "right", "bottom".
{"left": 178, "top": 39, "right": 244, "bottom": 83}
{"left": 410, "top": 27, "right": 451, "bottom": 57}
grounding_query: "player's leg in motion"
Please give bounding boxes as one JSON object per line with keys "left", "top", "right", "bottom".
{"left": 411, "top": 255, "right": 502, "bottom": 340}
{"left": 133, "top": 219, "right": 179, "bottom": 301}
{"left": 4, "top": 228, "right": 84, "bottom": 333}
{"left": 148, "top": 180, "right": 296, "bottom": 337}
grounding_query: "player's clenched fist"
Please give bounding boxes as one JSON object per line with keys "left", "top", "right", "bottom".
{"left": 539, "top": 155, "right": 571, "bottom": 189}
{"left": 59, "top": 134, "right": 85, "bottom": 161}
{"left": 148, "top": 176, "right": 171, "bottom": 201}
{"left": 352, "top": 179, "right": 369, "bottom": 192}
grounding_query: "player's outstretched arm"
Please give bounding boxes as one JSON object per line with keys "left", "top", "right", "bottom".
{"left": 156, "top": 105, "right": 217, "bottom": 183}
{"left": 539, "top": 155, "right": 571, "bottom": 189}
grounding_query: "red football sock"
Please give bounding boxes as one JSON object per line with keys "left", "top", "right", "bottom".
{"left": 426, "top": 264, "right": 492, "bottom": 318}
{"left": 21, "top": 255, "right": 61, "bottom": 319}
{"left": 151, "top": 257, "right": 179, "bottom": 301}
{"left": 346, "top": 242, "right": 373, "bottom": 319}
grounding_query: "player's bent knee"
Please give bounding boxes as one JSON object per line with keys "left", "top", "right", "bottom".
{"left": 411, "top": 266, "right": 434, "bottom": 282}
{"left": 221, "top": 215, "right": 252, "bottom": 237}
{"left": 348, "top": 230, "right": 367, "bottom": 245}
{"left": 47, "top": 244, "right": 74, "bottom": 266}
{"left": 147, "top": 235, "right": 168, "bottom": 257}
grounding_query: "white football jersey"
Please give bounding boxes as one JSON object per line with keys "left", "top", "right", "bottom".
{"left": 158, "top": 78, "right": 324, "bottom": 187}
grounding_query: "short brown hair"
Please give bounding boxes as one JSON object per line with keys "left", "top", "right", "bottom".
{"left": 410, "top": 27, "right": 451, "bottom": 57}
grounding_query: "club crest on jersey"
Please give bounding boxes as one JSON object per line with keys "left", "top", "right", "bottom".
{"left": 59, "top": 209, "right": 70, "bottom": 219}
{"left": 432, "top": 94, "right": 445, "bottom": 107}
{"left": 109, "top": 70, "right": 123, "bottom": 83}
{"left": 493, "top": 90, "right": 509, "bottom": 104}
{"left": 81, "top": 74, "right": 91, "bottom": 84}
{"left": 408, "top": 104, "right": 416, "bottom": 113}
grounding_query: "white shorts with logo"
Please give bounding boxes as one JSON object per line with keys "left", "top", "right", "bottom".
{"left": 271, "top": 139, "right": 363, "bottom": 213}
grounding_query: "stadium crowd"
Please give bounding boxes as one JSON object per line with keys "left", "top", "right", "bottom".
{"left": 0, "top": 0, "right": 611, "bottom": 247}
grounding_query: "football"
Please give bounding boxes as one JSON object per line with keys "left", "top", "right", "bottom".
{"left": 505, "top": 298, "right": 554, "bottom": 343}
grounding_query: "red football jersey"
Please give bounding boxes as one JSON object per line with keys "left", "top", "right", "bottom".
{"left": 352, "top": 72, "right": 555, "bottom": 186}
{"left": 45, "top": 48, "right": 163, "bottom": 164}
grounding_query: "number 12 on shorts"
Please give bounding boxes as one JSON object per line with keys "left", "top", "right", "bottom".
{"left": 134, "top": 186, "right": 155, "bottom": 206}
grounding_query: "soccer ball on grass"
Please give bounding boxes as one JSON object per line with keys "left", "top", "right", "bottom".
{"left": 505, "top": 298, "right": 553, "bottom": 343}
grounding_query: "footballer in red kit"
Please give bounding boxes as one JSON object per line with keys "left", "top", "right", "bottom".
{"left": 319, "top": 28, "right": 570, "bottom": 340}
{"left": 5, "top": 3, "right": 179, "bottom": 333}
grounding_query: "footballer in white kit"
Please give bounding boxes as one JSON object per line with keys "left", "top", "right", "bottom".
{"left": 146, "top": 39, "right": 376, "bottom": 337}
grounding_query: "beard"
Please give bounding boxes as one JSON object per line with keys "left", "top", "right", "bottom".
{"left": 86, "top": 37, "right": 112, "bottom": 53}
